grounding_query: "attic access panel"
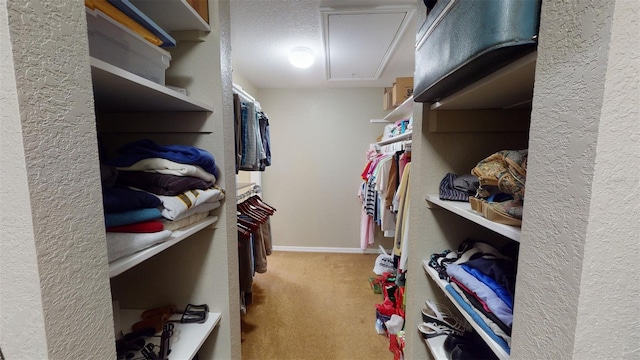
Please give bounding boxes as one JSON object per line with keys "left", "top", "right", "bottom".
{"left": 321, "top": 7, "right": 414, "bottom": 81}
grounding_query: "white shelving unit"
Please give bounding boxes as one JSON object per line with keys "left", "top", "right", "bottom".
{"left": 108, "top": 216, "right": 219, "bottom": 278}
{"left": 405, "top": 3, "right": 535, "bottom": 359}
{"left": 90, "top": 57, "right": 214, "bottom": 112}
{"left": 423, "top": 262, "right": 510, "bottom": 360}
{"left": 119, "top": 309, "right": 222, "bottom": 360}
{"left": 129, "top": 0, "right": 210, "bottom": 32}
{"left": 86, "top": 1, "right": 237, "bottom": 357}
{"left": 425, "top": 195, "right": 521, "bottom": 242}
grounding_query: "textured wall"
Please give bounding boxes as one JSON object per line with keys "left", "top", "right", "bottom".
{"left": 4, "top": 1, "right": 115, "bottom": 358}
{"left": 573, "top": 1, "right": 640, "bottom": 358}
{"left": 0, "top": 2, "right": 49, "bottom": 358}
{"left": 512, "top": 0, "right": 616, "bottom": 358}
{"left": 259, "top": 88, "right": 394, "bottom": 250}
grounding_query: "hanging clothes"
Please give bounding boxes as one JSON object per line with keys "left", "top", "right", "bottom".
{"left": 237, "top": 189, "right": 276, "bottom": 309}
{"left": 233, "top": 90, "right": 272, "bottom": 173}
{"left": 358, "top": 145, "right": 411, "bottom": 249}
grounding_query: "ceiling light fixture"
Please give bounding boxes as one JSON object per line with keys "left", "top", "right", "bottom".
{"left": 289, "top": 47, "right": 315, "bottom": 68}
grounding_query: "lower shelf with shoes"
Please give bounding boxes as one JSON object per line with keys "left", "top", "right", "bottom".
{"left": 117, "top": 308, "right": 221, "bottom": 360}
{"left": 423, "top": 261, "right": 510, "bottom": 360}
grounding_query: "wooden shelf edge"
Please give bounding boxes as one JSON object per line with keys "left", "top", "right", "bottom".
{"left": 425, "top": 195, "right": 521, "bottom": 242}
{"left": 108, "top": 216, "right": 219, "bottom": 278}
{"left": 422, "top": 262, "right": 510, "bottom": 360}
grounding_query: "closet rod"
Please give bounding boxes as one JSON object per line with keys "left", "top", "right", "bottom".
{"left": 237, "top": 184, "right": 262, "bottom": 203}
{"left": 232, "top": 83, "right": 256, "bottom": 102}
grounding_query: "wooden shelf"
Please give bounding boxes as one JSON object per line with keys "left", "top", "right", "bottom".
{"left": 90, "top": 57, "right": 214, "bottom": 113}
{"left": 423, "top": 262, "right": 510, "bottom": 360}
{"left": 426, "top": 195, "right": 521, "bottom": 242}
{"left": 109, "top": 216, "right": 218, "bottom": 278}
{"left": 385, "top": 96, "right": 414, "bottom": 122}
{"left": 377, "top": 130, "right": 412, "bottom": 146}
{"left": 431, "top": 52, "right": 537, "bottom": 110}
{"left": 129, "top": 0, "right": 210, "bottom": 32}
{"left": 119, "top": 309, "right": 221, "bottom": 359}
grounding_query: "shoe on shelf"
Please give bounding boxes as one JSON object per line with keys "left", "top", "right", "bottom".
{"left": 483, "top": 199, "right": 523, "bottom": 227}
{"left": 418, "top": 322, "right": 459, "bottom": 340}
{"left": 421, "top": 299, "right": 470, "bottom": 336}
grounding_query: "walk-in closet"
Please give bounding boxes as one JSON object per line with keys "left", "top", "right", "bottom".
{"left": 1, "top": 0, "right": 637, "bottom": 360}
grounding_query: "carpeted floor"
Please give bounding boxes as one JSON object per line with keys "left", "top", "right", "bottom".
{"left": 240, "top": 251, "right": 391, "bottom": 360}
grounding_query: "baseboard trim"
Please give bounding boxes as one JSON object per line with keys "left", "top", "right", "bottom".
{"left": 272, "top": 246, "right": 383, "bottom": 255}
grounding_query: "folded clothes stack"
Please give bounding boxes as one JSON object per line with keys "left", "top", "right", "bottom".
{"left": 101, "top": 139, "right": 224, "bottom": 262}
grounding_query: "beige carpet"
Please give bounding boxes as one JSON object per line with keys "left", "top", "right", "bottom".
{"left": 240, "top": 252, "right": 391, "bottom": 360}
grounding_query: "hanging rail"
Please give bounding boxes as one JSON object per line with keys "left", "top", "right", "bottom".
{"left": 237, "top": 184, "right": 262, "bottom": 203}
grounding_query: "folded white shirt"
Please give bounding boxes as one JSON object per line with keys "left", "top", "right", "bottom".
{"left": 116, "top": 158, "right": 216, "bottom": 183}
{"left": 153, "top": 188, "right": 225, "bottom": 221}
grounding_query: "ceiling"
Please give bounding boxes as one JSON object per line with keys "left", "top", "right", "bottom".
{"left": 229, "top": 0, "right": 417, "bottom": 89}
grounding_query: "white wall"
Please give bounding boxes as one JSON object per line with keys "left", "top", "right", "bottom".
{"left": 0, "top": 2, "right": 48, "bottom": 358}
{"left": 512, "top": 0, "right": 639, "bottom": 358}
{"left": 1, "top": 1, "right": 115, "bottom": 358}
{"left": 258, "top": 87, "right": 395, "bottom": 250}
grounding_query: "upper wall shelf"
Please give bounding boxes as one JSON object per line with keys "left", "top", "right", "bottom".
{"left": 385, "top": 96, "right": 414, "bottom": 122}
{"left": 377, "top": 130, "right": 412, "bottom": 146}
{"left": 129, "top": 0, "right": 210, "bottom": 32}
{"left": 431, "top": 52, "right": 537, "bottom": 111}
{"left": 90, "top": 57, "right": 214, "bottom": 113}
{"left": 426, "top": 195, "right": 521, "bottom": 242}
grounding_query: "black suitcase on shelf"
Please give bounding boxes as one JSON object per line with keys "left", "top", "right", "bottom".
{"left": 414, "top": 0, "right": 541, "bottom": 103}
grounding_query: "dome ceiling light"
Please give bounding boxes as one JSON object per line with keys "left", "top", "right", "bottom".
{"left": 289, "top": 47, "right": 315, "bottom": 68}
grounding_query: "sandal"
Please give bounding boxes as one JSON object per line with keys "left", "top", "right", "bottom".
{"left": 421, "top": 300, "right": 469, "bottom": 336}
{"left": 418, "top": 322, "right": 460, "bottom": 339}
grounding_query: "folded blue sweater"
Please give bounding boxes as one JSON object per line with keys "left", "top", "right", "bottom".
{"left": 108, "top": 139, "right": 218, "bottom": 178}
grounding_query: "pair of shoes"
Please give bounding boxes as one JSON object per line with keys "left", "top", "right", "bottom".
{"left": 469, "top": 194, "right": 523, "bottom": 227}
{"left": 132, "top": 304, "right": 177, "bottom": 333}
{"left": 484, "top": 199, "right": 523, "bottom": 227}
{"left": 418, "top": 321, "right": 461, "bottom": 340}
{"left": 421, "top": 299, "right": 469, "bottom": 336}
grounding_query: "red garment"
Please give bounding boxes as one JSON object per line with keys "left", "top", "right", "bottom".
{"left": 107, "top": 220, "right": 164, "bottom": 233}
{"left": 361, "top": 161, "right": 373, "bottom": 181}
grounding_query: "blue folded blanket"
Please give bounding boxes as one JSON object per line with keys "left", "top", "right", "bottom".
{"left": 103, "top": 187, "right": 162, "bottom": 214}
{"left": 108, "top": 139, "right": 219, "bottom": 178}
{"left": 105, "top": 208, "right": 163, "bottom": 228}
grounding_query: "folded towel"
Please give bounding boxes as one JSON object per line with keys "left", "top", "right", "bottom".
{"left": 109, "top": 139, "right": 218, "bottom": 178}
{"left": 116, "top": 171, "right": 213, "bottom": 196}
{"left": 106, "top": 230, "right": 172, "bottom": 262}
{"left": 116, "top": 158, "right": 216, "bottom": 183}
{"left": 104, "top": 208, "right": 162, "bottom": 228}
{"left": 107, "top": 220, "right": 164, "bottom": 233}
{"left": 161, "top": 212, "right": 209, "bottom": 231}
{"left": 103, "top": 187, "right": 162, "bottom": 214}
